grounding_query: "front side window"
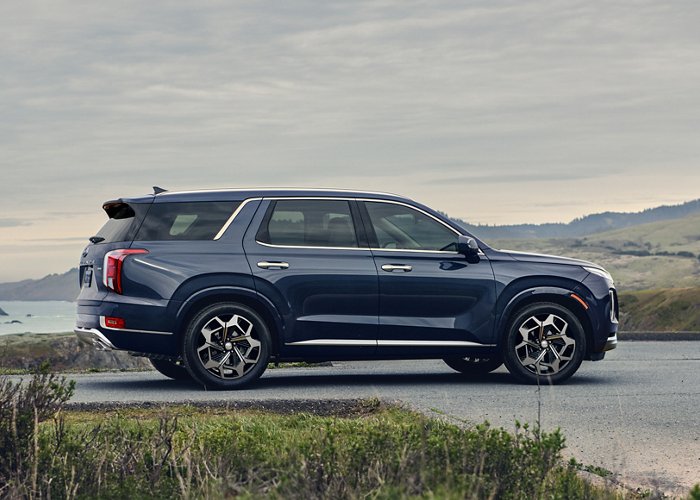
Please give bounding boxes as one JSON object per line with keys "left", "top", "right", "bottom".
{"left": 363, "top": 201, "right": 457, "bottom": 251}
{"left": 257, "top": 200, "right": 359, "bottom": 248}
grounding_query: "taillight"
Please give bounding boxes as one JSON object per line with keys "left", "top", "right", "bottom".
{"left": 103, "top": 249, "right": 148, "bottom": 294}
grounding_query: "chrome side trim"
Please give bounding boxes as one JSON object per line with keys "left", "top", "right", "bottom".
{"left": 378, "top": 340, "right": 495, "bottom": 347}
{"left": 213, "top": 197, "right": 262, "bottom": 240}
{"left": 75, "top": 327, "right": 117, "bottom": 351}
{"left": 285, "top": 339, "right": 377, "bottom": 346}
{"left": 99, "top": 316, "right": 173, "bottom": 335}
{"left": 284, "top": 339, "right": 494, "bottom": 348}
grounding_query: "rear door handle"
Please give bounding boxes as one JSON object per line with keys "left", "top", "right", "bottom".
{"left": 381, "top": 264, "right": 412, "bottom": 272}
{"left": 257, "top": 261, "right": 290, "bottom": 269}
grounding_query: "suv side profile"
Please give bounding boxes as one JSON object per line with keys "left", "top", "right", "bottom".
{"left": 76, "top": 188, "right": 618, "bottom": 389}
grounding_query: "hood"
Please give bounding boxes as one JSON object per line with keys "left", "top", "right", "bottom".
{"left": 497, "top": 249, "right": 600, "bottom": 269}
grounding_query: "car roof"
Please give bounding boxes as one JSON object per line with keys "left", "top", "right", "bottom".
{"left": 123, "top": 187, "right": 413, "bottom": 204}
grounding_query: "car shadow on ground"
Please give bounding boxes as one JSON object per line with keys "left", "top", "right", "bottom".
{"left": 76, "top": 369, "right": 610, "bottom": 394}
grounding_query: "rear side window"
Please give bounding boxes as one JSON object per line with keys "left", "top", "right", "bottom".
{"left": 94, "top": 202, "right": 149, "bottom": 243}
{"left": 134, "top": 202, "right": 239, "bottom": 241}
{"left": 256, "top": 200, "right": 359, "bottom": 248}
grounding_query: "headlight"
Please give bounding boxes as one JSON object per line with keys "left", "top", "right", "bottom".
{"left": 583, "top": 266, "right": 613, "bottom": 282}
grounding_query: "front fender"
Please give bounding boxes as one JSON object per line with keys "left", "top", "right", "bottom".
{"left": 495, "top": 285, "right": 583, "bottom": 342}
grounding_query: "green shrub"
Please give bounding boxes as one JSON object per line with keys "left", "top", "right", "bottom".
{"left": 0, "top": 363, "right": 74, "bottom": 497}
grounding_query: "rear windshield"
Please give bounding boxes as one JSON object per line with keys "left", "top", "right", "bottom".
{"left": 94, "top": 203, "right": 149, "bottom": 243}
{"left": 134, "top": 201, "right": 239, "bottom": 241}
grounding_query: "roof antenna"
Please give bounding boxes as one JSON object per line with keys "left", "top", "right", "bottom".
{"left": 153, "top": 186, "right": 167, "bottom": 194}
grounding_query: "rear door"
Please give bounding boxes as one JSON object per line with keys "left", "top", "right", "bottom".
{"left": 242, "top": 198, "right": 378, "bottom": 356}
{"left": 358, "top": 200, "right": 496, "bottom": 353}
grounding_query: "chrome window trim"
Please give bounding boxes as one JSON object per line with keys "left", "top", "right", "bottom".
{"left": 99, "top": 316, "right": 173, "bottom": 335}
{"left": 256, "top": 240, "right": 369, "bottom": 251}
{"left": 213, "top": 197, "right": 262, "bottom": 241}
{"left": 251, "top": 196, "right": 478, "bottom": 255}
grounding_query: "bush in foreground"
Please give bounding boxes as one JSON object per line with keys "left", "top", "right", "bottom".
{"left": 2, "top": 369, "right": 684, "bottom": 499}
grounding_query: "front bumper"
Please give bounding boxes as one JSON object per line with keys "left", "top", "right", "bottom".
{"left": 603, "top": 332, "right": 618, "bottom": 351}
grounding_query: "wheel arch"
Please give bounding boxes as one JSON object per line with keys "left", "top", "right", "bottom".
{"left": 174, "top": 286, "right": 285, "bottom": 357}
{"left": 496, "top": 286, "right": 594, "bottom": 355}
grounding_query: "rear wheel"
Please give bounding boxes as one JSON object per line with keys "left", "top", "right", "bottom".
{"left": 443, "top": 355, "right": 503, "bottom": 375}
{"left": 182, "top": 303, "right": 271, "bottom": 390}
{"left": 503, "top": 302, "right": 586, "bottom": 384}
{"left": 150, "top": 358, "right": 191, "bottom": 381}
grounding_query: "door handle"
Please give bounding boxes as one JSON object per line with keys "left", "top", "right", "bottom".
{"left": 381, "top": 264, "right": 412, "bottom": 272}
{"left": 257, "top": 261, "right": 290, "bottom": 269}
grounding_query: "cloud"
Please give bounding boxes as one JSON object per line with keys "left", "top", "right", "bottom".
{"left": 0, "top": 218, "right": 30, "bottom": 228}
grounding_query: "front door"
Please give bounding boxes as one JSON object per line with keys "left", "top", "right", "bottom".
{"left": 243, "top": 198, "right": 378, "bottom": 356}
{"left": 359, "top": 200, "right": 496, "bottom": 354}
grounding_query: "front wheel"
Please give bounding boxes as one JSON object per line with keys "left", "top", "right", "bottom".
{"left": 443, "top": 356, "right": 503, "bottom": 375}
{"left": 503, "top": 302, "right": 586, "bottom": 384}
{"left": 182, "top": 303, "right": 271, "bottom": 389}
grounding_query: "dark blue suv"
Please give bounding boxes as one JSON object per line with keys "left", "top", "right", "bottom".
{"left": 76, "top": 188, "right": 618, "bottom": 389}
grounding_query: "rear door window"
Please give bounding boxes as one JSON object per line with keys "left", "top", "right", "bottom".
{"left": 134, "top": 201, "right": 239, "bottom": 241}
{"left": 256, "top": 200, "right": 359, "bottom": 248}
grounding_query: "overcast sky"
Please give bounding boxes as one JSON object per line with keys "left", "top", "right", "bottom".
{"left": 1, "top": 0, "right": 699, "bottom": 281}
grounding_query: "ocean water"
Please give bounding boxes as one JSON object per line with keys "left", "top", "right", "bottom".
{"left": 0, "top": 301, "right": 76, "bottom": 336}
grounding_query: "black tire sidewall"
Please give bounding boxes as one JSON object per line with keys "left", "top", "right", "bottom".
{"left": 182, "top": 302, "right": 271, "bottom": 389}
{"left": 150, "top": 358, "right": 191, "bottom": 381}
{"left": 503, "top": 302, "right": 586, "bottom": 384}
{"left": 443, "top": 356, "right": 503, "bottom": 375}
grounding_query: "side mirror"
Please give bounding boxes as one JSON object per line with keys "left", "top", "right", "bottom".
{"left": 457, "top": 235, "right": 480, "bottom": 261}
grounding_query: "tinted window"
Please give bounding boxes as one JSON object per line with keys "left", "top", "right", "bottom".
{"left": 94, "top": 202, "right": 149, "bottom": 243}
{"left": 134, "top": 202, "right": 239, "bottom": 241}
{"left": 257, "top": 200, "right": 358, "bottom": 248}
{"left": 364, "top": 202, "right": 457, "bottom": 251}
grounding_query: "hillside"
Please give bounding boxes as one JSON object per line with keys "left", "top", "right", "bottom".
{"left": 619, "top": 288, "right": 700, "bottom": 331}
{"left": 0, "top": 268, "right": 79, "bottom": 301}
{"left": 489, "top": 213, "right": 700, "bottom": 290}
{"left": 459, "top": 198, "right": 700, "bottom": 239}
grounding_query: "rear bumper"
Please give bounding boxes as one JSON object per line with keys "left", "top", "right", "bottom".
{"left": 75, "top": 326, "right": 117, "bottom": 351}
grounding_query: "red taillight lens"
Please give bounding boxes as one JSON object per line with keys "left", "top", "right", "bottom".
{"left": 103, "top": 316, "right": 126, "bottom": 329}
{"left": 103, "top": 249, "right": 148, "bottom": 294}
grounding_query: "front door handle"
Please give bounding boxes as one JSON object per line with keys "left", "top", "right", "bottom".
{"left": 381, "top": 264, "right": 413, "bottom": 272}
{"left": 257, "top": 261, "right": 289, "bottom": 270}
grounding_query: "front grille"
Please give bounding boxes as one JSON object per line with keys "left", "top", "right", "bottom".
{"left": 609, "top": 289, "right": 618, "bottom": 322}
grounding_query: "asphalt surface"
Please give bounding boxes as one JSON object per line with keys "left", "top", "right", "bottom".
{"left": 38, "top": 341, "right": 700, "bottom": 494}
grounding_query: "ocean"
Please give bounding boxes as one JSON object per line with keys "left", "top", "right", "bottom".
{"left": 0, "top": 301, "right": 76, "bottom": 336}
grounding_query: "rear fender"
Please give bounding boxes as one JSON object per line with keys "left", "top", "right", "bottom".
{"left": 174, "top": 286, "right": 286, "bottom": 354}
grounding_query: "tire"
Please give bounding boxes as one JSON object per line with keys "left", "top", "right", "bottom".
{"left": 150, "top": 358, "right": 191, "bottom": 381}
{"left": 443, "top": 355, "right": 503, "bottom": 375}
{"left": 502, "top": 302, "right": 586, "bottom": 384}
{"left": 182, "top": 302, "right": 271, "bottom": 389}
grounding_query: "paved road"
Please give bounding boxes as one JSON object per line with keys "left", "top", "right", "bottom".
{"left": 53, "top": 342, "right": 700, "bottom": 494}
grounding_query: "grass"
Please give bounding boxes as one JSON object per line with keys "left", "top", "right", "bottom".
{"left": 0, "top": 369, "right": 649, "bottom": 500}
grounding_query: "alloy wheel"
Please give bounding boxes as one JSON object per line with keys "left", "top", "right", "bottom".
{"left": 514, "top": 313, "right": 576, "bottom": 376}
{"left": 196, "top": 314, "right": 262, "bottom": 379}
